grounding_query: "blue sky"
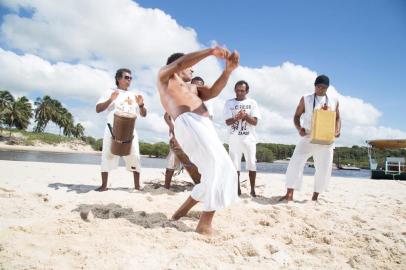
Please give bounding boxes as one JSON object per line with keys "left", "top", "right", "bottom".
{"left": 138, "top": 0, "right": 406, "bottom": 128}
{"left": 0, "top": 0, "right": 405, "bottom": 145}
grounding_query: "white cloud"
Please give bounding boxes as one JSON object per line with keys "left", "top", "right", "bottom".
{"left": 0, "top": 48, "right": 113, "bottom": 100}
{"left": 0, "top": 0, "right": 404, "bottom": 146}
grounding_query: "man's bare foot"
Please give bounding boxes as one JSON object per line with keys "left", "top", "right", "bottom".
{"left": 196, "top": 211, "right": 215, "bottom": 235}
{"left": 196, "top": 225, "right": 214, "bottom": 235}
{"left": 250, "top": 190, "right": 256, "bottom": 197}
{"left": 95, "top": 186, "right": 108, "bottom": 192}
{"left": 172, "top": 196, "right": 198, "bottom": 220}
{"left": 278, "top": 188, "right": 294, "bottom": 201}
{"left": 278, "top": 194, "right": 293, "bottom": 202}
{"left": 134, "top": 186, "right": 141, "bottom": 190}
{"left": 238, "top": 188, "right": 242, "bottom": 196}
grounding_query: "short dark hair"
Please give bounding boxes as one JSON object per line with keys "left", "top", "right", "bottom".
{"left": 166, "top": 53, "right": 184, "bottom": 65}
{"left": 234, "top": 80, "right": 249, "bottom": 93}
{"left": 314, "top": 74, "right": 330, "bottom": 87}
{"left": 115, "top": 68, "right": 131, "bottom": 87}
{"left": 191, "top": 76, "right": 204, "bottom": 85}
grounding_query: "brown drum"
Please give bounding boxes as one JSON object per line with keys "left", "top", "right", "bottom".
{"left": 109, "top": 111, "right": 136, "bottom": 156}
{"left": 170, "top": 137, "right": 201, "bottom": 184}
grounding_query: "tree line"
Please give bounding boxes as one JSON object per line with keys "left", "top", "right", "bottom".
{"left": 2, "top": 90, "right": 404, "bottom": 167}
{"left": 0, "top": 90, "right": 84, "bottom": 138}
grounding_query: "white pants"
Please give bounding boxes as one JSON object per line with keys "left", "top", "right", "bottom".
{"left": 101, "top": 126, "right": 141, "bottom": 173}
{"left": 166, "top": 149, "right": 180, "bottom": 170}
{"left": 286, "top": 136, "right": 334, "bottom": 193}
{"left": 174, "top": 112, "right": 238, "bottom": 211}
{"left": 229, "top": 136, "right": 257, "bottom": 171}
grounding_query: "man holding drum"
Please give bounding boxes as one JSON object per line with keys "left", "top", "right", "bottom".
{"left": 95, "top": 68, "right": 147, "bottom": 191}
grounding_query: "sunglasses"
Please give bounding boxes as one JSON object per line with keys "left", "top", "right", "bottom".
{"left": 123, "top": 75, "right": 132, "bottom": 81}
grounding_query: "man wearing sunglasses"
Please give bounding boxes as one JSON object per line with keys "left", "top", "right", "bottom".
{"left": 95, "top": 68, "right": 147, "bottom": 191}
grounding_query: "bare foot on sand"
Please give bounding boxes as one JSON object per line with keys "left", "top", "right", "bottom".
{"left": 278, "top": 188, "right": 294, "bottom": 202}
{"left": 196, "top": 225, "right": 214, "bottom": 235}
{"left": 172, "top": 196, "right": 198, "bottom": 220}
{"left": 95, "top": 186, "right": 108, "bottom": 192}
{"left": 278, "top": 194, "right": 293, "bottom": 202}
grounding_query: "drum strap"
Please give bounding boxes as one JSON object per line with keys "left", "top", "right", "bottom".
{"left": 107, "top": 123, "right": 134, "bottom": 144}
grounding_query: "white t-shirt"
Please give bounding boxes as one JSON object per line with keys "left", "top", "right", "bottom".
{"left": 96, "top": 88, "right": 140, "bottom": 126}
{"left": 223, "top": 98, "right": 261, "bottom": 141}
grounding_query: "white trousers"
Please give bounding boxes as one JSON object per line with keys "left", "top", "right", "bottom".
{"left": 166, "top": 149, "right": 180, "bottom": 170}
{"left": 174, "top": 112, "right": 238, "bottom": 211}
{"left": 101, "top": 126, "right": 141, "bottom": 173}
{"left": 286, "top": 136, "right": 334, "bottom": 193}
{"left": 229, "top": 136, "right": 257, "bottom": 171}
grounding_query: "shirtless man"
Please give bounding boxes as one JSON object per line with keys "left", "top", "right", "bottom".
{"left": 157, "top": 47, "right": 239, "bottom": 235}
{"left": 163, "top": 76, "right": 209, "bottom": 189}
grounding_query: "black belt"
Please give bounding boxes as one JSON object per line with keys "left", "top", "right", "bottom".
{"left": 107, "top": 123, "right": 134, "bottom": 144}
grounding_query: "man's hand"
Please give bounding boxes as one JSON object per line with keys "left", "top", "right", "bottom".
{"left": 299, "top": 127, "right": 306, "bottom": 137}
{"left": 226, "top": 50, "right": 240, "bottom": 72}
{"left": 135, "top": 95, "right": 144, "bottom": 106}
{"left": 234, "top": 110, "right": 246, "bottom": 121}
{"left": 211, "top": 46, "right": 230, "bottom": 59}
{"left": 110, "top": 90, "right": 119, "bottom": 101}
{"left": 335, "top": 129, "right": 341, "bottom": 138}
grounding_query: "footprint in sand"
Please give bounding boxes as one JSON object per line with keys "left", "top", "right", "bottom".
{"left": 34, "top": 193, "right": 49, "bottom": 203}
{"left": 351, "top": 215, "right": 367, "bottom": 223}
{"left": 266, "top": 244, "right": 279, "bottom": 255}
{"left": 74, "top": 204, "right": 193, "bottom": 232}
{"left": 233, "top": 241, "right": 259, "bottom": 257}
{"left": 0, "top": 187, "right": 16, "bottom": 198}
{"left": 259, "top": 219, "right": 271, "bottom": 226}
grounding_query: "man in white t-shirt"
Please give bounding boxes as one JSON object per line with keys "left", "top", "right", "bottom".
{"left": 95, "top": 68, "right": 147, "bottom": 191}
{"left": 224, "top": 80, "right": 261, "bottom": 197}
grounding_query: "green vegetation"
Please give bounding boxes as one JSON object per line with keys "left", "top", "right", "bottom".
{"left": 0, "top": 90, "right": 85, "bottom": 138}
{"left": 1, "top": 91, "right": 404, "bottom": 165}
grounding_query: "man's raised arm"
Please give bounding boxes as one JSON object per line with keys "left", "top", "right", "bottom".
{"left": 198, "top": 51, "right": 240, "bottom": 101}
{"left": 158, "top": 47, "right": 230, "bottom": 84}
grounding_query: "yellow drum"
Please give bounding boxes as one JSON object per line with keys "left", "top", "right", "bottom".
{"left": 310, "top": 109, "right": 336, "bottom": 145}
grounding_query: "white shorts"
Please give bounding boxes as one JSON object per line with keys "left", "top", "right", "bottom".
{"left": 229, "top": 136, "right": 257, "bottom": 171}
{"left": 101, "top": 126, "right": 141, "bottom": 173}
{"left": 285, "top": 136, "right": 334, "bottom": 193}
{"left": 166, "top": 149, "right": 180, "bottom": 170}
{"left": 174, "top": 112, "right": 238, "bottom": 211}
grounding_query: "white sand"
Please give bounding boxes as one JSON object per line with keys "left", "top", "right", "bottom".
{"left": 0, "top": 141, "right": 98, "bottom": 154}
{"left": 0, "top": 160, "right": 405, "bottom": 269}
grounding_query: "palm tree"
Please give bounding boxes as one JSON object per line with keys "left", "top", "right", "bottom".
{"left": 34, "top": 95, "right": 56, "bottom": 132}
{"left": 0, "top": 91, "right": 15, "bottom": 131}
{"left": 73, "top": 123, "right": 85, "bottom": 138}
{"left": 56, "top": 107, "right": 69, "bottom": 135}
{"left": 63, "top": 121, "right": 75, "bottom": 137}
{"left": 2, "top": 96, "right": 33, "bottom": 136}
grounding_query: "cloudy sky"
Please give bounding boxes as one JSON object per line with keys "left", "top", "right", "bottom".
{"left": 0, "top": 0, "right": 405, "bottom": 146}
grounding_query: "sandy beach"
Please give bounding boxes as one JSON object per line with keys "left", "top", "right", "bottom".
{"left": 0, "top": 160, "right": 405, "bottom": 269}
{"left": 0, "top": 141, "right": 98, "bottom": 154}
